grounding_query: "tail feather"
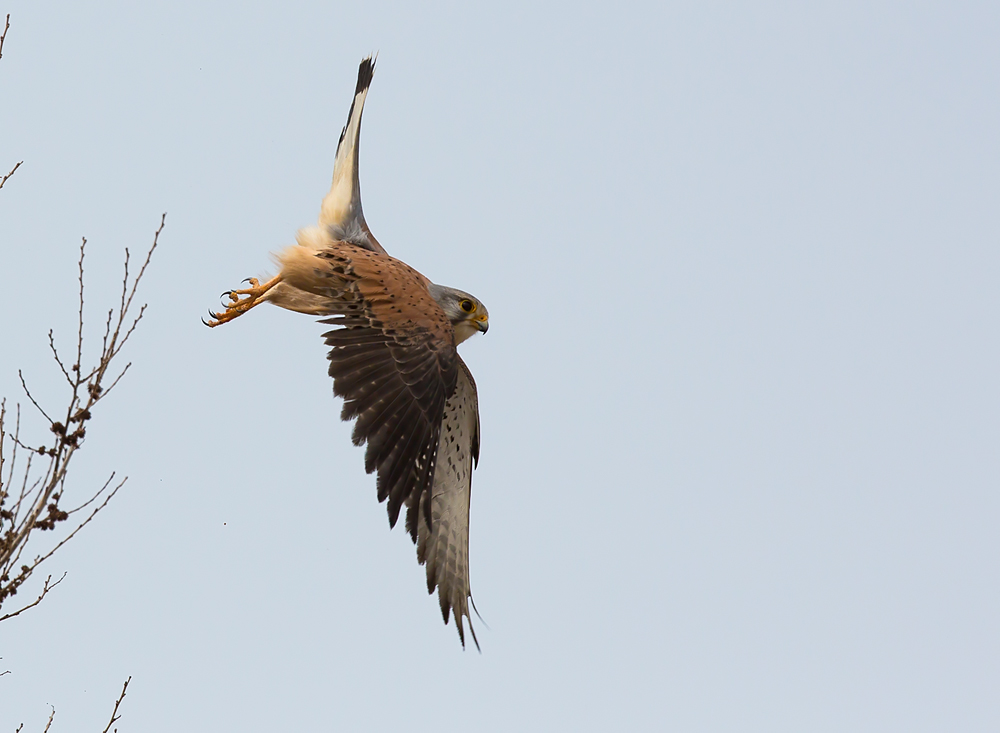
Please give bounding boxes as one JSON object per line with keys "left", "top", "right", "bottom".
{"left": 319, "top": 56, "right": 385, "bottom": 254}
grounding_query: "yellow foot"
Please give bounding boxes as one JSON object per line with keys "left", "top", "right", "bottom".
{"left": 203, "top": 276, "right": 280, "bottom": 327}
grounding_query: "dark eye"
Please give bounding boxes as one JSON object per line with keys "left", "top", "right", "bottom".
{"left": 460, "top": 299, "right": 475, "bottom": 313}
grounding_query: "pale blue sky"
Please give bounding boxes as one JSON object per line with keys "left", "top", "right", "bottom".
{"left": 1, "top": 1, "right": 998, "bottom": 730}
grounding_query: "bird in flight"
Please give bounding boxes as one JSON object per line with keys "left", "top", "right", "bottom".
{"left": 205, "top": 57, "right": 488, "bottom": 649}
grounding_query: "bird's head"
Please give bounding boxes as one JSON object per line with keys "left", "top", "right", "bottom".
{"left": 428, "top": 284, "right": 489, "bottom": 345}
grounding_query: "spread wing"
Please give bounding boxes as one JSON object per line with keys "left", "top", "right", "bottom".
{"left": 317, "top": 244, "right": 482, "bottom": 648}
{"left": 320, "top": 244, "right": 458, "bottom": 539}
{"left": 406, "top": 358, "right": 481, "bottom": 649}
{"left": 319, "top": 56, "right": 386, "bottom": 255}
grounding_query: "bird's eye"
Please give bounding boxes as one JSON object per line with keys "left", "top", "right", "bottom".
{"left": 460, "top": 299, "right": 475, "bottom": 313}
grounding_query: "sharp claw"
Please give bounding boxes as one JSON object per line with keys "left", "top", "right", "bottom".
{"left": 205, "top": 275, "right": 277, "bottom": 328}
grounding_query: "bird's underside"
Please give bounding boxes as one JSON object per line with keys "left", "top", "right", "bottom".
{"left": 205, "top": 57, "right": 486, "bottom": 649}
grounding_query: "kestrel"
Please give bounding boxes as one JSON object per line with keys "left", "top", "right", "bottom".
{"left": 206, "top": 58, "right": 488, "bottom": 649}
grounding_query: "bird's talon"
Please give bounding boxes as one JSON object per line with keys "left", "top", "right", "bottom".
{"left": 203, "top": 275, "right": 280, "bottom": 328}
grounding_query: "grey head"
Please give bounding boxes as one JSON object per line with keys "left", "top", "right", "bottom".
{"left": 428, "top": 283, "right": 489, "bottom": 345}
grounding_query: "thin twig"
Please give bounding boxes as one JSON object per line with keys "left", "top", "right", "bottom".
{"left": 99, "top": 363, "right": 133, "bottom": 400}
{"left": 17, "top": 371, "right": 53, "bottom": 425}
{"left": 101, "top": 677, "right": 131, "bottom": 733}
{"left": 41, "top": 706, "right": 56, "bottom": 733}
{"left": 63, "top": 473, "right": 118, "bottom": 516}
{"left": 0, "top": 18, "right": 18, "bottom": 194}
{"left": 0, "top": 399, "right": 7, "bottom": 484}
{"left": 114, "top": 306, "right": 147, "bottom": 358}
{"left": 0, "top": 14, "right": 10, "bottom": 60}
{"left": 76, "top": 239, "right": 87, "bottom": 381}
{"left": 0, "top": 160, "right": 21, "bottom": 190}
{"left": 98, "top": 308, "right": 114, "bottom": 377}
{"left": 123, "top": 213, "right": 164, "bottom": 319}
{"left": 0, "top": 573, "right": 66, "bottom": 621}
{"left": 48, "top": 330, "right": 75, "bottom": 388}
{"left": 31, "top": 478, "right": 126, "bottom": 563}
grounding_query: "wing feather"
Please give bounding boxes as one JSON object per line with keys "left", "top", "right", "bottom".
{"left": 319, "top": 245, "right": 460, "bottom": 540}
{"left": 320, "top": 268, "right": 480, "bottom": 649}
{"left": 406, "top": 359, "right": 481, "bottom": 649}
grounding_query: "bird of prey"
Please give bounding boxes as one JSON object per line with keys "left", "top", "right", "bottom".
{"left": 205, "top": 57, "right": 488, "bottom": 649}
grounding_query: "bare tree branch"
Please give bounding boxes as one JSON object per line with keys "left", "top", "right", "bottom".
{"left": 0, "top": 160, "right": 21, "bottom": 191}
{"left": 0, "top": 573, "right": 66, "bottom": 622}
{"left": 0, "top": 216, "right": 165, "bottom": 619}
{"left": 101, "top": 678, "right": 131, "bottom": 733}
{"left": 0, "top": 14, "right": 10, "bottom": 60}
{"left": 48, "top": 331, "right": 75, "bottom": 389}
{"left": 40, "top": 706, "right": 56, "bottom": 733}
{"left": 0, "top": 16, "right": 22, "bottom": 194}
{"left": 17, "top": 371, "right": 54, "bottom": 426}
{"left": 1, "top": 19, "right": 144, "bottom": 729}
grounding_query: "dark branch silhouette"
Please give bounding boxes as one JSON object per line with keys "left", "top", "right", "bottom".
{"left": 0, "top": 216, "right": 164, "bottom": 620}
{"left": 0, "top": 13, "right": 10, "bottom": 60}
{"left": 0, "top": 15, "right": 22, "bottom": 192}
{"left": 1, "top": 17, "right": 144, "bottom": 731}
{"left": 100, "top": 678, "right": 131, "bottom": 733}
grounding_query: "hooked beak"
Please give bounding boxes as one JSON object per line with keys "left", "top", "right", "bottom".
{"left": 475, "top": 317, "right": 489, "bottom": 334}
